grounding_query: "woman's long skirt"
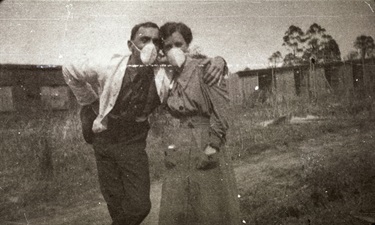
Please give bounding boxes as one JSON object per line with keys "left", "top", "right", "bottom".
{"left": 158, "top": 122, "right": 241, "bottom": 225}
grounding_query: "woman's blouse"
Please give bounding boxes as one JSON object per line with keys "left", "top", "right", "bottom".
{"left": 166, "top": 57, "right": 230, "bottom": 149}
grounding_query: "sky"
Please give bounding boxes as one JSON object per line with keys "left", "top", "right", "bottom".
{"left": 0, "top": 0, "right": 374, "bottom": 72}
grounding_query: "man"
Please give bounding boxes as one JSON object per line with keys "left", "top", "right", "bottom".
{"left": 62, "top": 22, "right": 226, "bottom": 225}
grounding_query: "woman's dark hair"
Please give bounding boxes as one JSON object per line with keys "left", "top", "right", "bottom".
{"left": 130, "top": 22, "right": 159, "bottom": 40}
{"left": 160, "top": 22, "right": 193, "bottom": 45}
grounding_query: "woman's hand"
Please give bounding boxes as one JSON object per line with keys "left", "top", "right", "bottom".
{"left": 196, "top": 145, "right": 219, "bottom": 170}
{"left": 204, "top": 145, "right": 218, "bottom": 155}
{"left": 201, "top": 56, "right": 227, "bottom": 86}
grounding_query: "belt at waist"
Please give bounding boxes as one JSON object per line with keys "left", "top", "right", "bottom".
{"left": 107, "top": 117, "right": 149, "bottom": 128}
{"left": 108, "top": 113, "right": 148, "bottom": 122}
{"left": 179, "top": 116, "right": 210, "bottom": 128}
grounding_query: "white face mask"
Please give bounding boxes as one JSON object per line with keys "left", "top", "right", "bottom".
{"left": 167, "top": 47, "right": 186, "bottom": 68}
{"left": 131, "top": 41, "right": 158, "bottom": 65}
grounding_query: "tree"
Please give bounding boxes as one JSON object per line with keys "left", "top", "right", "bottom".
{"left": 354, "top": 35, "right": 375, "bottom": 60}
{"left": 283, "top": 53, "right": 304, "bottom": 66}
{"left": 322, "top": 38, "right": 341, "bottom": 62}
{"left": 268, "top": 51, "right": 283, "bottom": 68}
{"left": 268, "top": 51, "right": 282, "bottom": 95}
{"left": 345, "top": 50, "right": 359, "bottom": 61}
{"left": 282, "top": 25, "right": 305, "bottom": 65}
{"left": 281, "top": 23, "right": 341, "bottom": 66}
{"left": 345, "top": 35, "right": 375, "bottom": 61}
{"left": 302, "top": 23, "right": 341, "bottom": 64}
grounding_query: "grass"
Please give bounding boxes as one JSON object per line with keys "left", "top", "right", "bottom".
{"left": 235, "top": 120, "right": 375, "bottom": 224}
{"left": 0, "top": 93, "right": 374, "bottom": 224}
{"left": 226, "top": 93, "right": 375, "bottom": 225}
{"left": 0, "top": 110, "right": 100, "bottom": 222}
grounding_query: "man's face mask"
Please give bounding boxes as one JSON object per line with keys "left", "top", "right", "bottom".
{"left": 167, "top": 47, "right": 186, "bottom": 68}
{"left": 130, "top": 41, "right": 158, "bottom": 65}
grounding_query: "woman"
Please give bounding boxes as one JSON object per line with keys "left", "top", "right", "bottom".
{"left": 157, "top": 22, "right": 241, "bottom": 225}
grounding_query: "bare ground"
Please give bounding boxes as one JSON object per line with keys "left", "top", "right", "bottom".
{"left": 5, "top": 118, "right": 375, "bottom": 225}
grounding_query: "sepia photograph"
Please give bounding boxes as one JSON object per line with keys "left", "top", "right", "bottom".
{"left": 0, "top": 0, "right": 375, "bottom": 224}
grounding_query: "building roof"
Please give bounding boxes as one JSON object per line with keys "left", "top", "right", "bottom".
{"left": 0, "top": 64, "right": 61, "bottom": 71}
{"left": 0, "top": 64, "right": 65, "bottom": 86}
{"left": 236, "top": 58, "right": 375, "bottom": 78}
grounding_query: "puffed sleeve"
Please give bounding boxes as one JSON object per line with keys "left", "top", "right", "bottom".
{"left": 202, "top": 77, "right": 230, "bottom": 150}
{"left": 62, "top": 56, "right": 101, "bottom": 105}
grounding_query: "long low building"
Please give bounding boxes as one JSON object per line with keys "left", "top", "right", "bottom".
{"left": 0, "top": 64, "right": 74, "bottom": 112}
{"left": 228, "top": 58, "right": 375, "bottom": 105}
{"left": 1, "top": 59, "right": 374, "bottom": 112}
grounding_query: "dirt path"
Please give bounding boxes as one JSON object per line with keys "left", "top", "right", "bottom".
{"left": 12, "top": 119, "right": 374, "bottom": 225}
{"left": 12, "top": 149, "right": 324, "bottom": 224}
{"left": 21, "top": 153, "right": 300, "bottom": 225}
{"left": 8, "top": 182, "right": 162, "bottom": 225}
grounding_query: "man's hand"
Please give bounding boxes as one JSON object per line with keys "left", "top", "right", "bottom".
{"left": 201, "top": 56, "right": 227, "bottom": 86}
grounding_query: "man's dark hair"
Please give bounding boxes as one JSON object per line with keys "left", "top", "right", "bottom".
{"left": 130, "top": 22, "right": 159, "bottom": 40}
{"left": 160, "top": 22, "right": 193, "bottom": 45}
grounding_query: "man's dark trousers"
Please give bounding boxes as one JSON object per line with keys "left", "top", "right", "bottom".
{"left": 92, "top": 121, "right": 151, "bottom": 225}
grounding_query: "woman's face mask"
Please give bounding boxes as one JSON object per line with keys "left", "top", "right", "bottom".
{"left": 131, "top": 41, "right": 158, "bottom": 65}
{"left": 167, "top": 47, "right": 186, "bottom": 68}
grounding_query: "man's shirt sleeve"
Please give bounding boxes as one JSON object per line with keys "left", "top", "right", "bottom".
{"left": 62, "top": 57, "right": 99, "bottom": 105}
